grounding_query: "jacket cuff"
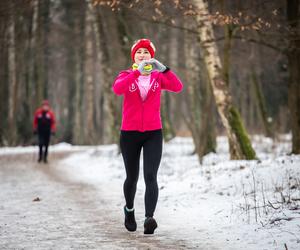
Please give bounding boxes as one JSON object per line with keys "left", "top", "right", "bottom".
{"left": 162, "top": 66, "right": 170, "bottom": 73}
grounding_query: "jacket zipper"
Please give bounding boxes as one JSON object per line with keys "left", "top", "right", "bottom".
{"left": 141, "top": 102, "right": 144, "bottom": 131}
{"left": 136, "top": 77, "right": 155, "bottom": 132}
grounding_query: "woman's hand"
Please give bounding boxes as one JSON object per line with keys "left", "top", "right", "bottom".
{"left": 138, "top": 60, "right": 152, "bottom": 75}
{"left": 148, "top": 58, "right": 167, "bottom": 72}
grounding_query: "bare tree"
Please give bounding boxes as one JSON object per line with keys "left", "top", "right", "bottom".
{"left": 192, "top": 0, "right": 256, "bottom": 159}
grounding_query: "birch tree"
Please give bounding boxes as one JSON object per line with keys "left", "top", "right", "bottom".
{"left": 191, "top": 0, "right": 256, "bottom": 159}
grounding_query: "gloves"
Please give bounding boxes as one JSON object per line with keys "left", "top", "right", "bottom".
{"left": 148, "top": 58, "right": 167, "bottom": 72}
{"left": 51, "top": 131, "right": 56, "bottom": 136}
{"left": 33, "top": 130, "right": 37, "bottom": 135}
{"left": 137, "top": 59, "right": 167, "bottom": 74}
{"left": 137, "top": 60, "right": 152, "bottom": 74}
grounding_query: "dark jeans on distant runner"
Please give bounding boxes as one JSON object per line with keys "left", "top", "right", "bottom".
{"left": 120, "top": 129, "right": 162, "bottom": 217}
{"left": 38, "top": 132, "right": 50, "bottom": 162}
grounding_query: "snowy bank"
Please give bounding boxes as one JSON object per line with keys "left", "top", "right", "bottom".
{"left": 1, "top": 135, "right": 299, "bottom": 249}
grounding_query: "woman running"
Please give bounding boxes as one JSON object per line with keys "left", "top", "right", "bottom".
{"left": 112, "top": 38, "right": 183, "bottom": 234}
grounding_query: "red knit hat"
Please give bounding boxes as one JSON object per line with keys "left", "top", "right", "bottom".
{"left": 42, "top": 100, "right": 49, "bottom": 106}
{"left": 131, "top": 39, "right": 156, "bottom": 61}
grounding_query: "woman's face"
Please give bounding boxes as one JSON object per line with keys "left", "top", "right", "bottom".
{"left": 42, "top": 104, "right": 49, "bottom": 111}
{"left": 134, "top": 48, "right": 151, "bottom": 64}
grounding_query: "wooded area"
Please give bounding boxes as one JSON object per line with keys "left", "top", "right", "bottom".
{"left": 0, "top": 0, "right": 299, "bottom": 160}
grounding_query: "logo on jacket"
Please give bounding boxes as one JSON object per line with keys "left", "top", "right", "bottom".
{"left": 151, "top": 81, "right": 159, "bottom": 92}
{"left": 129, "top": 83, "right": 137, "bottom": 92}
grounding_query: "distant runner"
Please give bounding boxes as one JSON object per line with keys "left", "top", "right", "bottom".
{"left": 33, "top": 100, "right": 56, "bottom": 163}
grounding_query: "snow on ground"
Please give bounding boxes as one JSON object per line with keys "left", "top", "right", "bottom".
{"left": 0, "top": 142, "right": 90, "bottom": 155}
{"left": 0, "top": 135, "right": 299, "bottom": 249}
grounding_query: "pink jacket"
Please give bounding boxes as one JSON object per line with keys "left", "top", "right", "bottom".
{"left": 112, "top": 69, "right": 183, "bottom": 132}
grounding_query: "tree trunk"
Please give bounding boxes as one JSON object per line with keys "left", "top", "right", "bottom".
{"left": 62, "top": 0, "right": 78, "bottom": 143}
{"left": 7, "top": 2, "right": 17, "bottom": 145}
{"left": 83, "top": 0, "right": 96, "bottom": 144}
{"left": 72, "top": 2, "right": 86, "bottom": 145}
{"left": 223, "top": 24, "right": 235, "bottom": 88}
{"left": 222, "top": 23, "right": 240, "bottom": 154}
{"left": 35, "top": 0, "right": 46, "bottom": 106}
{"left": 96, "top": 6, "right": 123, "bottom": 144}
{"left": 0, "top": 1, "right": 9, "bottom": 145}
{"left": 28, "top": 0, "right": 39, "bottom": 120}
{"left": 40, "top": 0, "right": 50, "bottom": 99}
{"left": 184, "top": 28, "right": 216, "bottom": 162}
{"left": 31, "top": 0, "right": 50, "bottom": 105}
{"left": 162, "top": 26, "right": 177, "bottom": 141}
{"left": 250, "top": 68, "right": 274, "bottom": 137}
{"left": 183, "top": 29, "right": 201, "bottom": 159}
{"left": 287, "top": 0, "right": 300, "bottom": 154}
{"left": 200, "top": 75, "right": 217, "bottom": 156}
{"left": 192, "top": 0, "right": 256, "bottom": 160}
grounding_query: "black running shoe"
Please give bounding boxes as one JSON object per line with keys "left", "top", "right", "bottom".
{"left": 124, "top": 206, "right": 137, "bottom": 232}
{"left": 144, "top": 217, "right": 157, "bottom": 234}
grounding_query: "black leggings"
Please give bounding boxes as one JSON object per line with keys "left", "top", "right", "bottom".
{"left": 120, "top": 129, "right": 162, "bottom": 217}
{"left": 38, "top": 132, "right": 50, "bottom": 161}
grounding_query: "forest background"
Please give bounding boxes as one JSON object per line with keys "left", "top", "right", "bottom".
{"left": 0, "top": 0, "right": 299, "bottom": 161}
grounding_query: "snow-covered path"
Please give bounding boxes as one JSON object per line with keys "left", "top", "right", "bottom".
{"left": 0, "top": 136, "right": 300, "bottom": 250}
{"left": 0, "top": 152, "right": 217, "bottom": 250}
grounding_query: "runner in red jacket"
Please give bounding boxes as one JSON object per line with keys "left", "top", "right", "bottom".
{"left": 33, "top": 100, "right": 56, "bottom": 163}
{"left": 113, "top": 39, "right": 183, "bottom": 234}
